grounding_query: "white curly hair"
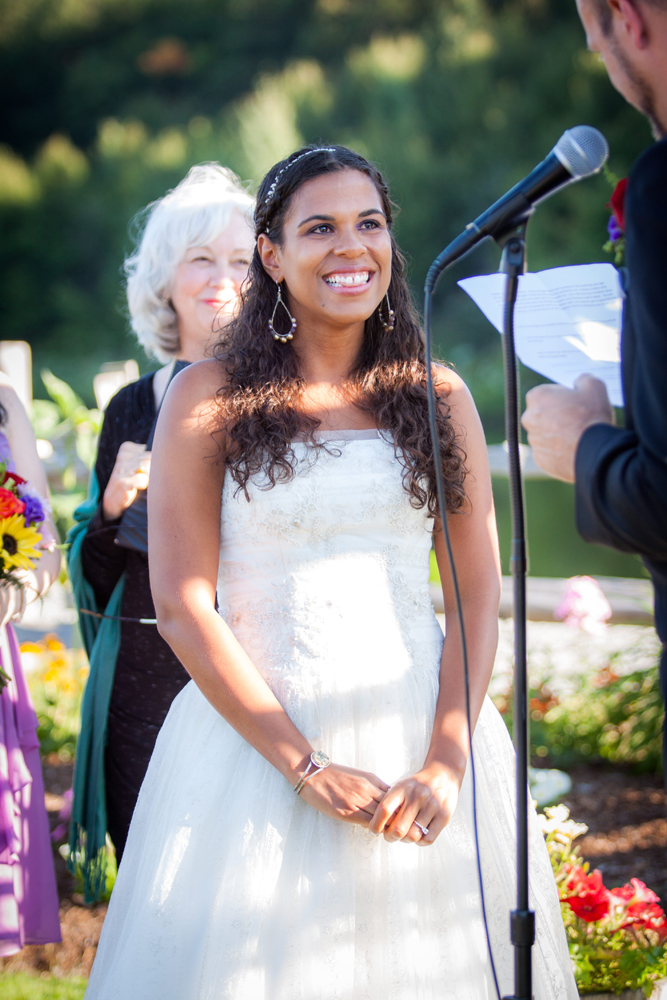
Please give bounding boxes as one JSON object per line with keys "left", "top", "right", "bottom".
{"left": 125, "top": 163, "right": 255, "bottom": 363}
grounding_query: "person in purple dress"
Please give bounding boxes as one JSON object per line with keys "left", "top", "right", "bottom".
{"left": 0, "top": 371, "right": 61, "bottom": 956}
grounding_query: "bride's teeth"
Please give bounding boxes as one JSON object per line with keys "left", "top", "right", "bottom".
{"left": 325, "top": 272, "right": 370, "bottom": 287}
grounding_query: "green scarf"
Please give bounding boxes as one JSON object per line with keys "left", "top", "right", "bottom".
{"left": 67, "top": 470, "right": 125, "bottom": 902}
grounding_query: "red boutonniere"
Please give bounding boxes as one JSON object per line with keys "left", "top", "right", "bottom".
{"left": 603, "top": 176, "right": 627, "bottom": 265}
{"left": 608, "top": 177, "right": 627, "bottom": 233}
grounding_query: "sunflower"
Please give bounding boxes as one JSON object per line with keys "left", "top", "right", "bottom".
{"left": 0, "top": 514, "right": 42, "bottom": 572}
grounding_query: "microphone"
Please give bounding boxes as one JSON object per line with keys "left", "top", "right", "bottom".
{"left": 425, "top": 125, "right": 609, "bottom": 292}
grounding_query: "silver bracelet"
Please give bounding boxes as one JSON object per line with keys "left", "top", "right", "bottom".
{"left": 294, "top": 750, "right": 330, "bottom": 794}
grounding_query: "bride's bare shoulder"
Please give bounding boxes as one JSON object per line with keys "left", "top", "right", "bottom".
{"left": 161, "top": 359, "right": 231, "bottom": 428}
{"left": 431, "top": 363, "right": 473, "bottom": 409}
{"left": 169, "top": 358, "right": 228, "bottom": 399}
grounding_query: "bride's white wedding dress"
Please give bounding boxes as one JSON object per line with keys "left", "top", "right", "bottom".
{"left": 85, "top": 431, "right": 576, "bottom": 1000}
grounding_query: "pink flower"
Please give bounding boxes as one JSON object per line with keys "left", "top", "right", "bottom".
{"left": 626, "top": 879, "right": 660, "bottom": 909}
{"left": 555, "top": 576, "right": 611, "bottom": 635}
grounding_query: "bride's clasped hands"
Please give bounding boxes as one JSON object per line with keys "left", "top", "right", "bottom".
{"left": 299, "top": 759, "right": 460, "bottom": 846}
{"left": 370, "top": 762, "right": 461, "bottom": 845}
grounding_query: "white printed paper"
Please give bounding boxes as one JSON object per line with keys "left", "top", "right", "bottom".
{"left": 458, "top": 263, "right": 624, "bottom": 407}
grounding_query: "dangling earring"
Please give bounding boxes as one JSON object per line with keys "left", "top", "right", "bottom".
{"left": 268, "top": 282, "right": 297, "bottom": 343}
{"left": 380, "top": 293, "right": 395, "bottom": 332}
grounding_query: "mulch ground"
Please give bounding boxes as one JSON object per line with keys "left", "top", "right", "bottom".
{"left": 1, "top": 757, "right": 665, "bottom": 979}
{"left": 562, "top": 762, "right": 667, "bottom": 907}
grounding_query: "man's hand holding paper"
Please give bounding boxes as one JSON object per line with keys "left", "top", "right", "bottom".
{"left": 458, "top": 261, "right": 621, "bottom": 481}
{"left": 458, "top": 262, "right": 624, "bottom": 406}
{"left": 521, "top": 374, "right": 615, "bottom": 482}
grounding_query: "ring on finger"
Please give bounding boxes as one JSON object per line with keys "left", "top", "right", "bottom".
{"left": 414, "top": 821, "right": 429, "bottom": 837}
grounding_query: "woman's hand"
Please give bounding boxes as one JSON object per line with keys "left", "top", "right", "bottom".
{"left": 0, "top": 584, "right": 23, "bottom": 628}
{"left": 102, "top": 441, "right": 151, "bottom": 520}
{"left": 298, "top": 763, "right": 391, "bottom": 828}
{"left": 369, "top": 762, "right": 461, "bottom": 846}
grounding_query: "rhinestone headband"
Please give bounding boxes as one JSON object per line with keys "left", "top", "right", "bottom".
{"left": 263, "top": 147, "right": 338, "bottom": 212}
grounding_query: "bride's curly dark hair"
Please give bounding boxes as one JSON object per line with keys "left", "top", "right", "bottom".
{"left": 214, "top": 144, "right": 466, "bottom": 515}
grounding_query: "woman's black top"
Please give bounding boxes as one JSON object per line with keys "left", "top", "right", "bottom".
{"left": 80, "top": 373, "right": 189, "bottom": 860}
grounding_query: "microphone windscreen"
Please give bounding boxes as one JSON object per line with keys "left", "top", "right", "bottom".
{"left": 553, "top": 126, "right": 609, "bottom": 178}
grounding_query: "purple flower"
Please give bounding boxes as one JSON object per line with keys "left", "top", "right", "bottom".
{"left": 21, "top": 493, "right": 45, "bottom": 525}
{"left": 607, "top": 215, "right": 623, "bottom": 242}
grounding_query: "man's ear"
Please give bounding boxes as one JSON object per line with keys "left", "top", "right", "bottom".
{"left": 257, "top": 233, "right": 283, "bottom": 283}
{"left": 612, "top": 0, "right": 649, "bottom": 48}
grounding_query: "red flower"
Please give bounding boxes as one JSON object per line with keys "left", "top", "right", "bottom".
{"left": 622, "top": 902, "right": 667, "bottom": 934}
{"left": 649, "top": 914, "right": 667, "bottom": 940}
{"left": 563, "top": 868, "right": 611, "bottom": 923}
{"left": 610, "top": 879, "right": 667, "bottom": 936}
{"left": 607, "top": 177, "right": 628, "bottom": 233}
{"left": 0, "top": 488, "right": 25, "bottom": 518}
{"left": 1, "top": 470, "right": 26, "bottom": 487}
{"left": 562, "top": 864, "right": 588, "bottom": 895}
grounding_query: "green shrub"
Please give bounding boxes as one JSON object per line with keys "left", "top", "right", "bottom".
{"left": 496, "top": 663, "right": 664, "bottom": 773}
{"left": 31, "top": 369, "right": 101, "bottom": 540}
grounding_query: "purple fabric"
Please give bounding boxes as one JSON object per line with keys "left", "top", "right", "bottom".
{"left": 0, "top": 426, "right": 61, "bottom": 954}
{"left": 0, "top": 625, "right": 61, "bottom": 955}
{"left": 0, "top": 432, "right": 14, "bottom": 473}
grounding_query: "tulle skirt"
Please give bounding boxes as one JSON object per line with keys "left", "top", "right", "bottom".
{"left": 84, "top": 625, "right": 576, "bottom": 1000}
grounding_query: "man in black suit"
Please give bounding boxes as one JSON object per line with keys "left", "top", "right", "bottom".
{"left": 521, "top": 0, "right": 667, "bottom": 760}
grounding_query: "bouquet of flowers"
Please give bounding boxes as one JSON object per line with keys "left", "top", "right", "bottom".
{"left": 540, "top": 805, "right": 667, "bottom": 996}
{"left": 0, "top": 460, "right": 49, "bottom": 688}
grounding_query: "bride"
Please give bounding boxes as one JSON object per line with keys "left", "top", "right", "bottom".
{"left": 84, "top": 145, "right": 577, "bottom": 1000}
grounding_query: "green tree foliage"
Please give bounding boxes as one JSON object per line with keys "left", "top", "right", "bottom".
{"left": 0, "top": 0, "right": 445, "bottom": 156}
{"left": 0, "top": 0, "right": 653, "bottom": 425}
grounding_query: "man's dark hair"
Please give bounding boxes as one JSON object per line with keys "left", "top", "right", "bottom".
{"left": 590, "top": 0, "right": 667, "bottom": 37}
{"left": 590, "top": 0, "right": 613, "bottom": 35}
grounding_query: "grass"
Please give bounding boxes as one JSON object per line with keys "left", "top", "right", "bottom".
{"left": 0, "top": 972, "right": 87, "bottom": 1000}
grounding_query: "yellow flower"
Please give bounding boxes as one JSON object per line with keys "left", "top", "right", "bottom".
{"left": 0, "top": 514, "right": 41, "bottom": 571}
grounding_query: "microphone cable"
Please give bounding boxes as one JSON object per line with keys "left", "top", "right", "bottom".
{"left": 423, "top": 280, "right": 502, "bottom": 1000}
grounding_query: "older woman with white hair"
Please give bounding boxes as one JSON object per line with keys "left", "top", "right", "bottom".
{"left": 68, "top": 164, "right": 255, "bottom": 894}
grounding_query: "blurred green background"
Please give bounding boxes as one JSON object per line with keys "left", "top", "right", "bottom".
{"left": 0, "top": 0, "right": 648, "bottom": 577}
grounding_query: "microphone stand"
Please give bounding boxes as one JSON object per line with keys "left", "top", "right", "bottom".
{"left": 496, "top": 219, "right": 535, "bottom": 1000}
{"left": 424, "top": 213, "right": 535, "bottom": 1000}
